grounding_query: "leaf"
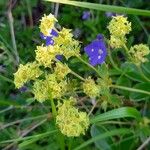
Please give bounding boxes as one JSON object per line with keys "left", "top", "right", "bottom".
{"left": 116, "top": 76, "right": 131, "bottom": 96}
{"left": 121, "top": 62, "right": 146, "bottom": 82}
{"left": 45, "top": 0, "right": 150, "bottom": 16}
{"left": 90, "top": 107, "right": 141, "bottom": 124}
{"left": 74, "top": 128, "right": 132, "bottom": 150}
{"left": 0, "top": 130, "right": 58, "bottom": 144}
{"left": 90, "top": 125, "right": 112, "bottom": 150}
{"left": 129, "top": 83, "right": 150, "bottom": 101}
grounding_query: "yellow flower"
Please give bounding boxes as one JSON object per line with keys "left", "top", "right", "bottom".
{"left": 54, "top": 62, "right": 71, "bottom": 80}
{"left": 129, "top": 44, "right": 150, "bottom": 65}
{"left": 108, "top": 16, "right": 131, "bottom": 48}
{"left": 54, "top": 28, "right": 80, "bottom": 59}
{"left": 39, "top": 14, "right": 57, "bottom": 36}
{"left": 33, "top": 74, "right": 67, "bottom": 102}
{"left": 14, "top": 62, "right": 42, "bottom": 88}
{"left": 109, "top": 35, "right": 126, "bottom": 48}
{"left": 33, "top": 79, "right": 50, "bottom": 103}
{"left": 35, "top": 45, "right": 61, "bottom": 67}
{"left": 82, "top": 77, "right": 99, "bottom": 98}
{"left": 56, "top": 98, "right": 90, "bottom": 137}
{"left": 108, "top": 15, "right": 131, "bottom": 37}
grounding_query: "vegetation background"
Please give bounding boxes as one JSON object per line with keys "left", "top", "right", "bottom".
{"left": 0, "top": 0, "right": 150, "bottom": 150}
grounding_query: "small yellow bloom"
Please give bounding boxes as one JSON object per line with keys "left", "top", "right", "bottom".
{"left": 54, "top": 63, "right": 70, "bottom": 80}
{"left": 33, "top": 79, "right": 49, "bottom": 103}
{"left": 129, "top": 44, "right": 150, "bottom": 65}
{"left": 108, "top": 15, "right": 131, "bottom": 37}
{"left": 35, "top": 45, "right": 61, "bottom": 67}
{"left": 109, "top": 35, "right": 126, "bottom": 48}
{"left": 108, "top": 16, "right": 131, "bottom": 48}
{"left": 54, "top": 28, "right": 80, "bottom": 59}
{"left": 56, "top": 98, "right": 90, "bottom": 137}
{"left": 33, "top": 74, "right": 67, "bottom": 102}
{"left": 14, "top": 62, "right": 42, "bottom": 88}
{"left": 83, "top": 77, "right": 99, "bottom": 98}
{"left": 39, "top": 14, "right": 57, "bottom": 36}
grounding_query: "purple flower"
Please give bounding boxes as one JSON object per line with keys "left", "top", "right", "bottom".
{"left": 40, "top": 29, "right": 58, "bottom": 46}
{"left": 40, "top": 29, "right": 63, "bottom": 61}
{"left": 105, "top": 12, "right": 116, "bottom": 17}
{"left": 19, "top": 86, "right": 28, "bottom": 92}
{"left": 84, "top": 34, "right": 107, "bottom": 66}
{"left": 82, "top": 11, "right": 91, "bottom": 20}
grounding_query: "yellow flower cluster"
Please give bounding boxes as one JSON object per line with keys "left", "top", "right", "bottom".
{"left": 33, "top": 74, "right": 67, "bottom": 102}
{"left": 56, "top": 98, "right": 89, "bottom": 137}
{"left": 35, "top": 45, "right": 61, "bottom": 68}
{"left": 109, "top": 36, "right": 126, "bottom": 49}
{"left": 129, "top": 44, "right": 150, "bottom": 66}
{"left": 54, "top": 62, "right": 71, "bottom": 80}
{"left": 54, "top": 28, "right": 80, "bottom": 59}
{"left": 108, "top": 16, "right": 131, "bottom": 48}
{"left": 14, "top": 62, "right": 42, "bottom": 88}
{"left": 39, "top": 14, "right": 57, "bottom": 36}
{"left": 83, "top": 77, "right": 99, "bottom": 98}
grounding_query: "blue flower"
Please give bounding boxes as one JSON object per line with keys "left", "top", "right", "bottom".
{"left": 84, "top": 34, "right": 107, "bottom": 66}
{"left": 105, "top": 12, "right": 116, "bottom": 17}
{"left": 82, "top": 11, "right": 91, "bottom": 20}
{"left": 40, "top": 29, "right": 58, "bottom": 46}
{"left": 19, "top": 86, "right": 28, "bottom": 92}
{"left": 40, "top": 29, "right": 63, "bottom": 61}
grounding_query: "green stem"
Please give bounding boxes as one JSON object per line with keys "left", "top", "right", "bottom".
{"left": 107, "top": 48, "right": 139, "bottom": 82}
{"left": 68, "top": 137, "right": 73, "bottom": 150}
{"left": 70, "top": 70, "right": 85, "bottom": 81}
{"left": 50, "top": 99, "right": 57, "bottom": 118}
{"left": 50, "top": 99, "right": 65, "bottom": 150}
{"left": 0, "top": 74, "right": 13, "bottom": 83}
{"left": 58, "top": 132, "right": 65, "bottom": 150}
{"left": 123, "top": 44, "right": 132, "bottom": 60}
{"left": 137, "top": 66, "right": 150, "bottom": 82}
{"left": 76, "top": 55, "right": 101, "bottom": 77}
{"left": 110, "top": 84, "right": 150, "bottom": 95}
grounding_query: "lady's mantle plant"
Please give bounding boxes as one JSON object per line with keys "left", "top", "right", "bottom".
{"left": 14, "top": 14, "right": 149, "bottom": 138}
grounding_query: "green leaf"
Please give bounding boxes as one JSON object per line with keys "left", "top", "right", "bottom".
{"left": 45, "top": 0, "right": 150, "bottom": 16}
{"left": 129, "top": 83, "right": 150, "bottom": 101}
{"left": 116, "top": 76, "right": 131, "bottom": 96}
{"left": 74, "top": 128, "right": 132, "bottom": 150}
{"left": 90, "top": 125, "right": 112, "bottom": 150}
{"left": 0, "top": 130, "right": 58, "bottom": 144}
{"left": 90, "top": 107, "right": 141, "bottom": 124}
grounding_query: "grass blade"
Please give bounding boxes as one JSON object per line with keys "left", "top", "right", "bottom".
{"left": 45, "top": 0, "right": 150, "bottom": 16}
{"left": 0, "top": 130, "right": 58, "bottom": 144}
{"left": 74, "top": 128, "right": 132, "bottom": 150}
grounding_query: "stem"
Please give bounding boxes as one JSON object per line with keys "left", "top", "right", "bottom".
{"left": 7, "top": 9, "right": 19, "bottom": 65}
{"left": 108, "top": 48, "right": 139, "bottom": 82}
{"left": 50, "top": 99, "right": 65, "bottom": 150}
{"left": 76, "top": 55, "right": 102, "bottom": 77}
{"left": 137, "top": 65, "right": 150, "bottom": 82}
{"left": 123, "top": 44, "right": 132, "bottom": 60}
{"left": 50, "top": 99, "right": 57, "bottom": 118}
{"left": 70, "top": 70, "right": 85, "bottom": 81}
{"left": 88, "top": 101, "right": 97, "bottom": 116}
{"left": 68, "top": 137, "right": 73, "bottom": 150}
{"left": 137, "top": 137, "right": 150, "bottom": 150}
{"left": 0, "top": 74, "right": 13, "bottom": 83}
{"left": 58, "top": 132, "right": 65, "bottom": 150}
{"left": 110, "top": 84, "right": 150, "bottom": 95}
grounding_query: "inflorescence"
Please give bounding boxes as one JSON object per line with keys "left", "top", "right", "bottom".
{"left": 14, "top": 13, "right": 149, "bottom": 137}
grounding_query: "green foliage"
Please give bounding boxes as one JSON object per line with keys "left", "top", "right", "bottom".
{"left": 0, "top": 0, "right": 150, "bottom": 150}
